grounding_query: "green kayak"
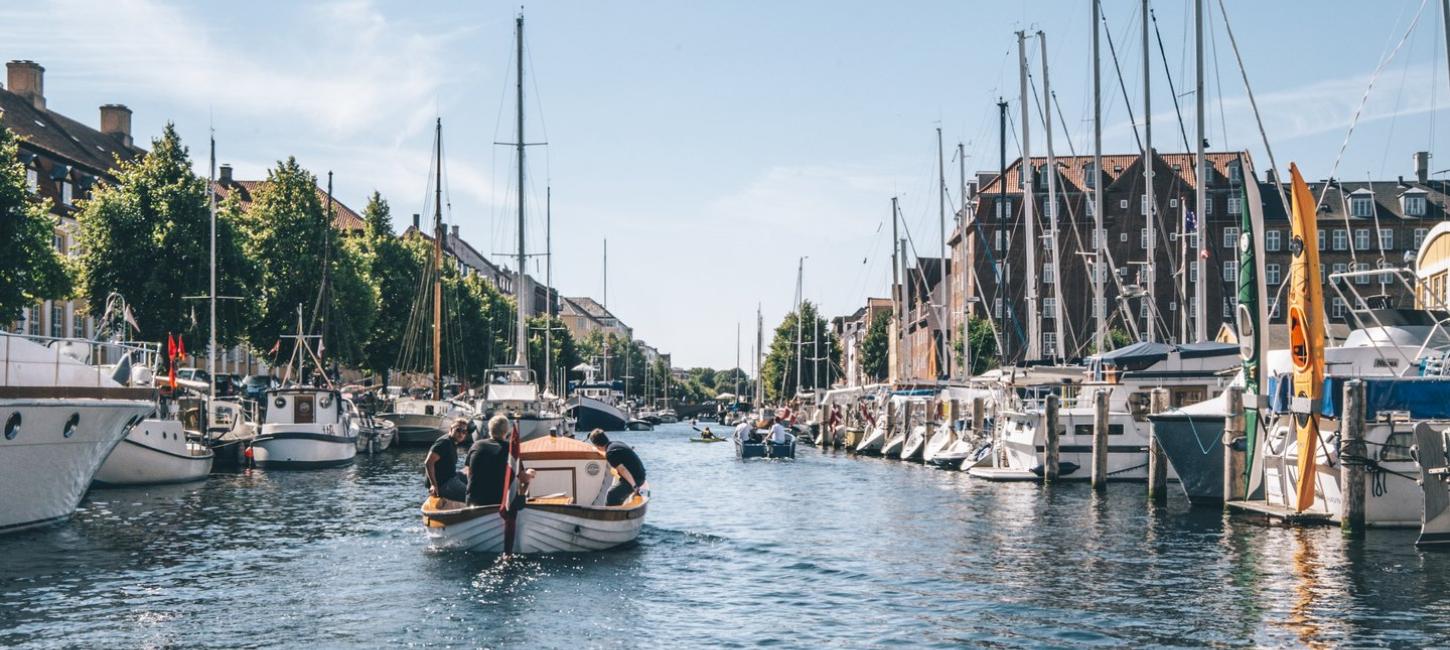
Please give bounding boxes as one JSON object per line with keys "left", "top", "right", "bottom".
{"left": 689, "top": 438, "right": 727, "bottom": 443}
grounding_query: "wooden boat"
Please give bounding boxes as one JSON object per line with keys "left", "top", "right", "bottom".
{"left": 420, "top": 434, "right": 647, "bottom": 553}
{"left": 735, "top": 432, "right": 796, "bottom": 459}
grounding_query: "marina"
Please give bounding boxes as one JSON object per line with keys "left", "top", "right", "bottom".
{"left": 8, "top": 0, "right": 1450, "bottom": 646}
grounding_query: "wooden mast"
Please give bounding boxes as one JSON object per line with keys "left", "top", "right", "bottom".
{"left": 514, "top": 12, "right": 530, "bottom": 371}
{"left": 432, "top": 118, "right": 443, "bottom": 400}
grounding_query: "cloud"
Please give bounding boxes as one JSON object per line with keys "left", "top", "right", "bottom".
{"left": 0, "top": 0, "right": 466, "bottom": 139}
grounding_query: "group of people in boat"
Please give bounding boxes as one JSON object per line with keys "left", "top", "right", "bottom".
{"left": 423, "top": 417, "right": 647, "bottom": 508}
{"left": 732, "top": 410, "right": 791, "bottom": 445}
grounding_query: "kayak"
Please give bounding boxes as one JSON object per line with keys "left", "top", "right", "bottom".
{"left": 689, "top": 438, "right": 727, "bottom": 443}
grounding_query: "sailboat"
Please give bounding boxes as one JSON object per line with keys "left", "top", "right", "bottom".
{"left": 379, "top": 119, "right": 474, "bottom": 445}
{"left": 421, "top": 14, "right": 648, "bottom": 553}
{"left": 251, "top": 307, "right": 359, "bottom": 468}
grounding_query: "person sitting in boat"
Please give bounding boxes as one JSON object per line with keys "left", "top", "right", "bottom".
{"left": 700, "top": 426, "right": 716, "bottom": 440}
{"left": 589, "top": 430, "right": 646, "bottom": 506}
{"left": 733, "top": 419, "right": 752, "bottom": 443}
{"left": 464, "top": 414, "right": 528, "bottom": 506}
{"left": 766, "top": 414, "right": 791, "bottom": 445}
{"left": 425, "top": 419, "right": 470, "bottom": 502}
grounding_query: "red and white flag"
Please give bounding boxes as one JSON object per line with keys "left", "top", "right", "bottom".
{"left": 498, "top": 421, "right": 524, "bottom": 553}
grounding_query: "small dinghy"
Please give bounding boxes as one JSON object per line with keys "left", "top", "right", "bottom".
{"left": 735, "top": 432, "right": 796, "bottom": 459}
{"left": 94, "top": 416, "right": 213, "bottom": 487}
{"left": 690, "top": 437, "right": 727, "bottom": 443}
{"left": 421, "top": 435, "right": 647, "bottom": 553}
{"left": 356, "top": 416, "right": 397, "bottom": 454}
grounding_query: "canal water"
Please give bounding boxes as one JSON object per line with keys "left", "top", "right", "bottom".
{"left": 3, "top": 422, "right": 1450, "bottom": 647}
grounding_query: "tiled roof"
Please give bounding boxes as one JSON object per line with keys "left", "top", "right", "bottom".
{"left": 0, "top": 86, "right": 143, "bottom": 177}
{"left": 213, "top": 178, "right": 365, "bottom": 232}
{"left": 564, "top": 296, "right": 618, "bottom": 322}
{"left": 976, "top": 150, "right": 1253, "bottom": 196}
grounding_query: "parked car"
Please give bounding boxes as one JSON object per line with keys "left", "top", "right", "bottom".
{"left": 176, "top": 367, "right": 211, "bottom": 385}
{"left": 214, "top": 373, "right": 244, "bottom": 397}
{"left": 241, "top": 374, "right": 280, "bottom": 402}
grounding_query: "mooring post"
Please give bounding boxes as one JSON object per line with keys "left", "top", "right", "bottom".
{"left": 1341, "top": 379, "right": 1366, "bottom": 535}
{"left": 1222, "top": 385, "right": 1246, "bottom": 505}
{"left": 971, "top": 397, "right": 985, "bottom": 437}
{"left": 1044, "top": 393, "right": 1061, "bottom": 483}
{"left": 1091, "top": 388, "right": 1110, "bottom": 490}
{"left": 1147, "top": 388, "right": 1170, "bottom": 502}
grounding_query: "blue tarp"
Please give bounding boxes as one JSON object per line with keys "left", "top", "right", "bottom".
{"left": 1268, "top": 373, "right": 1450, "bottom": 419}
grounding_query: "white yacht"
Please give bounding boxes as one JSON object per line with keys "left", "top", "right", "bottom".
{"left": 0, "top": 334, "right": 154, "bottom": 533}
{"left": 566, "top": 364, "right": 628, "bottom": 432}
{"left": 379, "top": 396, "right": 470, "bottom": 446}
{"left": 93, "top": 413, "right": 213, "bottom": 486}
{"left": 252, "top": 387, "right": 358, "bottom": 469}
{"left": 478, "top": 366, "right": 565, "bottom": 441}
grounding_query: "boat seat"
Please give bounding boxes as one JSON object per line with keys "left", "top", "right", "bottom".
{"left": 527, "top": 495, "right": 572, "bottom": 506}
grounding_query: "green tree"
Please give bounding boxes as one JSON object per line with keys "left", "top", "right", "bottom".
{"left": 761, "top": 300, "right": 841, "bottom": 402}
{"left": 353, "top": 192, "right": 424, "bottom": 381}
{"left": 956, "top": 316, "right": 999, "bottom": 376}
{"left": 860, "top": 313, "right": 890, "bottom": 382}
{"left": 239, "top": 157, "right": 376, "bottom": 366}
{"left": 527, "top": 314, "right": 580, "bottom": 393}
{"left": 74, "top": 123, "right": 252, "bottom": 349}
{"left": 0, "top": 121, "right": 69, "bottom": 323}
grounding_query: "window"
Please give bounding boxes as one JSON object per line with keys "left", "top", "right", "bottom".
{"left": 1119, "top": 198, "right": 1129, "bottom": 210}
{"left": 1266, "top": 263, "right": 1282, "bottom": 285}
{"left": 993, "top": 298, "right": 1003, "bottom": 318}
{"left": 27, "top": 304, "right": 40, "bottom": 335}
{"left": 1187, "top": 232, "right": 1199, "bottom": 249}
{"left": 993, "top": 261, "right": 1003, "bottom": 280}
{"left": 1095, "top": 261, "right": 1107, "bottom": 282}
{"left": 25, "top": 168, "right": 38, "bottom": 194}
{"left": 1169, "top": 300, "right": 1177, "bottom": 312}
{"left": 72, "top": 311, "right": 85, "bottom": 337}
{"left": 1332, "top": 263, "right": 1347, "bottom": 279}
{"left": 1332, "top": 230, "right": 1348, "bottom": 251}
{"left": 1189, "top": 263, "right": 1198, "bottom": 283}
{"left": 1223, "top": 260, "right": 1238, "bottom": 282}
{"left": 1044, "top": 332, "right": 1057, "bottom": 353}
{"left": 1379, "top": 261, "right": 1392, "bottom": 285}
{"left": 60, "top": 180, "right": 73, "bottom": 206}
{"left": 49, "top": 303, "right": 63, "bottom": 337}
{"left": 1331, "top": 297, "right": 1346, "bottom": 319}
{"left": 1140, "top": 228, "right": 1149, "bottom": 249}
{"left": 1092, "top": 297, "right": 1105, "bottom": 315}
{"left": 1041, "top": 199, "right": 1054, "bottom": 219}
{"left": 995, "top": 199, "right": 1008, "bottom": 220}
{"left": 1141, "top": 195, "right": 1150, "bottom": 216}
{"left": 1355, "top": 263, "right": 1370, "bottom": 285}
{"left": 1351, "top": 196, "right": 1373, "bottom": 217}
{"left": 1043, "top": 297, "right": 1057, "bottom": 313}
{"left": 1189, "top": 301, "right": 1198, "bottom": 318}
{"left": 1225, "top": 197, "right": 1240, "bottom": 215}
{"left": 1228, "top": 162, "right": 1243, "bottom": 182}
{"left": 1379, "top": 228, "right": 1394, "bottom": 250}
{"left": 1042, "top": 264, "right": 1054, "bottom": 284}
{"left": 1085, "top": 199, "right": 1095, "bottom": 217}
{"left": 1354, "top": 229, "right": 1369, "bottom": 250}
{"left": 994, "top": 230, "right": 1004, "bottom": 251}
{"left": 1405, "top": 195, "right": 1427, "bottom": 217}
{"left": 1415, "top": 228, "right": 1429, "bottom": 249}
{"left": 1223, "top": 227, "right": 1239, "bottom": 248}
{"left": 1169, "top": 197, "right": 1179, "bottom": 209}
{"left": 1318, "top": 230, "right": 1326, "bottom": 251}
{"left": 1140, "top": 300, "right": 1150, "bottom": 318}
{"left": 1084, "top": 163, "right": 1096, "bottom": 188}
{"left": 1205, "top": 197, "right": 1213, "bottom": 215}
{"left": 1270, "top": 301, "right": 1282, "bottom": 319}
{"left": 1266, "top": 230, "right": 1281, "bottom": 252}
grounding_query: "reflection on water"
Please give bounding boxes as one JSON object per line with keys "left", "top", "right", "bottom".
{"left": 2, "top": 424, "right": 1450, "bottom": 647}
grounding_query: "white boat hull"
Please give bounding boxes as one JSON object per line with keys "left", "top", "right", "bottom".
{"left": 0, "top": 395, "right": 153, "bottom": 533}
{"left": 881, "top": 434, "right": 904, "bottom": 458}
{"left": 94, "top": 420, "right": 213, "bottom": 486}
{"left": 855, "top": 424, "right": 885, "bottom": 453}
{"left": 253, "top": 424, "right": 357, "bottom": 469}
{"left": 423, "top": 498, "right": 647, "bottom": 554}
{"left": 517, "top": 414, "right": 566, "bottom": 441}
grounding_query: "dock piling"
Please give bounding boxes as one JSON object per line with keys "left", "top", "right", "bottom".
{"left": 971, "top": 397, "right": 985, "bottom": 438}
{"left": 1147, "top": 388, "right": 1169, "bottom": 503}
{"left": 1091, "top": 388, "right": 1109, "bottom": 490}
{"left": 1341, "top": 379, "right": 1366, "bottom": 535}
{"left": 1044, "top": 394, "right": 1060, "bottom": 483}
{"left": 1222, "top": 385, "right": 1246, "bottom": 504}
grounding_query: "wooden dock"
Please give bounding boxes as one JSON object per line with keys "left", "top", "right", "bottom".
{"left": 1225, "top": 499, "right": 1336, "bottom": 526}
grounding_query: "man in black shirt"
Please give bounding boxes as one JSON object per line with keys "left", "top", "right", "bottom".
{"left": 425, "top": 419, "right": 469, "bottom": 501}
{"left": 589, "top": 430, "right": 646, "bottom": 506}
{"left": 465, "top": 414, "right": 513, "bottom": 506}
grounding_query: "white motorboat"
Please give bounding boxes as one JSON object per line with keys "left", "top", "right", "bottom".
{"left": 0, "top": 334, "right": 155, "bottom": 533}
{"left": 93, "top": 415, "right": 213, "bottom": 486}
{"left": 205, "top": 398, "right": 258, "bottom": 467}
{"left": 351, "top": 400, "right": 396, "bottom": 453}
{"left": 899, "top": 422, "right": 929, "bottom": 462}
{"left": 855, "top": 417, "right": 887, "bottom": 454}
{"left": 478, "top": 366, "right": 565, "bottom": 441}
{"left": 252, "top": 387, "right": 358, "bottom": 469}
{"left": 379, "top": 397, "right": 468, "bottom": 446}
{"left": 421, "top": 435, "right": 647, "bottom": 553}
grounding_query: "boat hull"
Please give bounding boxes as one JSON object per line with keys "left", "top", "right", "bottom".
{"left": 735, "top": 437, "right": 796, "bottom": 459}
{"left": 381, "top": 413, "right": 450, "bottom": 446}
{"left": 0, "top": 395, "right": 153, "bottom": 533}
{"left": 568, "top": 397, "right": 627, "bottom": 432}
{"left": 422, "top": 497, "right": 647, "bottom": 553}
{"left": 252, "top": 426, "right": 357, "bottom": 469}
{"left": 1151, "top": 412, "right": 1227, "bottom": 504}
{"left": 93, "top": 422, "right": 213, "bottom": 487}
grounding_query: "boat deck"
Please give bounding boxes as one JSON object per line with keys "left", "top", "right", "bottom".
{"left": 966, "top": 467, "right": 1039, "bottom": 482}
{"left": 1225, "top": 499, "right": 1336, "bottom": 526}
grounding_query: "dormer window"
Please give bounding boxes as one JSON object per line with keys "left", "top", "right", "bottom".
{"left": 1403, "top": 192, "right": 1427, "bottom": 217}
{"left": 1084, "top": 162, "right": 1096, "bottom": 188}
{"left": 25, "top": 168, "right": 38, "bottom": 194}
{"left": 1351, "top": 194, "right": 1374, "bottom": 217}
{"left": 1228, "top": 161, "right": 1243, "bottom": 182}
{"left": 60, "top": 180, "right": 73, "bottom": 206}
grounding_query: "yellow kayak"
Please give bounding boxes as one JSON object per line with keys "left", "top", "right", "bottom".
{"left": 1287, "top": 163, "right": 1325, "bottom": 513}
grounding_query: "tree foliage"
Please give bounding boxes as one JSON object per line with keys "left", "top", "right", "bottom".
{"left": 956, "top": 316, "right": 999, "bottom": 376}
{"left": 0, "top": 121, "right": 69, "bottom": 323}
{"left": 74, "top": 124, "right": 252, "bottom": 349}
{"left": 352, "top": 192, "right": 423, "bottom": 379}
{"left": 761, "top": 300, "right": 841, "bottom": 402}
{"left": 860, "top": 312, "right": 890, "bottom": 382}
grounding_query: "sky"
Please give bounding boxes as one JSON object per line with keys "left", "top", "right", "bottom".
{"left": 3, "top": 0, "right": 1449, "bottom": 369}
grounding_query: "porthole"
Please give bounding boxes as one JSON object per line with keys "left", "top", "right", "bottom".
{"left": 4, "top": 413, "right": 19, "bottom": 440}
{"left": 274, "top": 396, "right": 287, "bottom": 409}
{"left": 63, "top": 413, "right": 79, "bottom": 438}
{"left": 318, "top": 393, "right": 333, "bottom": 409}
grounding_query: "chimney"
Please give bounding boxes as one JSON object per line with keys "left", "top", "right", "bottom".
{"left": 218, "top": 164, "right": 233, "bottom": 184}
{"left": 1414, "top": 151, "right": 1431, "bottom": 184}
{"left": 99, "top": 104, "right": 133, "bottom": 147}
{"left": 412, "top": 213, "right": 420, "bottom": 230}
{"left": 451, "top": 225, "right": 460, "bottom": 239}
{"left": 6, "top": 60, "right": 44, "bottom": 111}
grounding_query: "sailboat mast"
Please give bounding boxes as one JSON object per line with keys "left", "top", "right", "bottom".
{"left": 1040, "top": 31, "right": 1064, "bottom": 362}
{"left": 997, "top": 99, "right": 1008, "bottom": 361}
{"left": 735, "top": 321, "right": 741, "bottom": 402}
{"left": 208, "top": 131, "right": 217, "bottom": 400}
{"left": 432, "top": 119, "right": 443, "bottom": 399}
{"left": 545, "top": 185, "right": 553, "bottom": 394}
{"left": 795, "top": 257, "right": 804, "bottom": 396}
{"left": 1092, "top": 0, "right": 1106, "bottom": 353}
{"left": 514, "top": 13, "right": 529, "bottom": 370}
{"left": 1194, "top": 0, "right": 1208, "bottom": 342}
{"left": 891, "top": 197, "right": 901, "bottom": 380}
{"left": 1018, "top": 31, "right": 1040, "bottom": 361}
{"left": 1142, "top": 0, "right": 1156, "bottom": 343}
{"left": 937, "top": 126, "right": 948, "bottom": 378}
{"left": 756, "top": 305, "right": 764, "bottom": 405}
